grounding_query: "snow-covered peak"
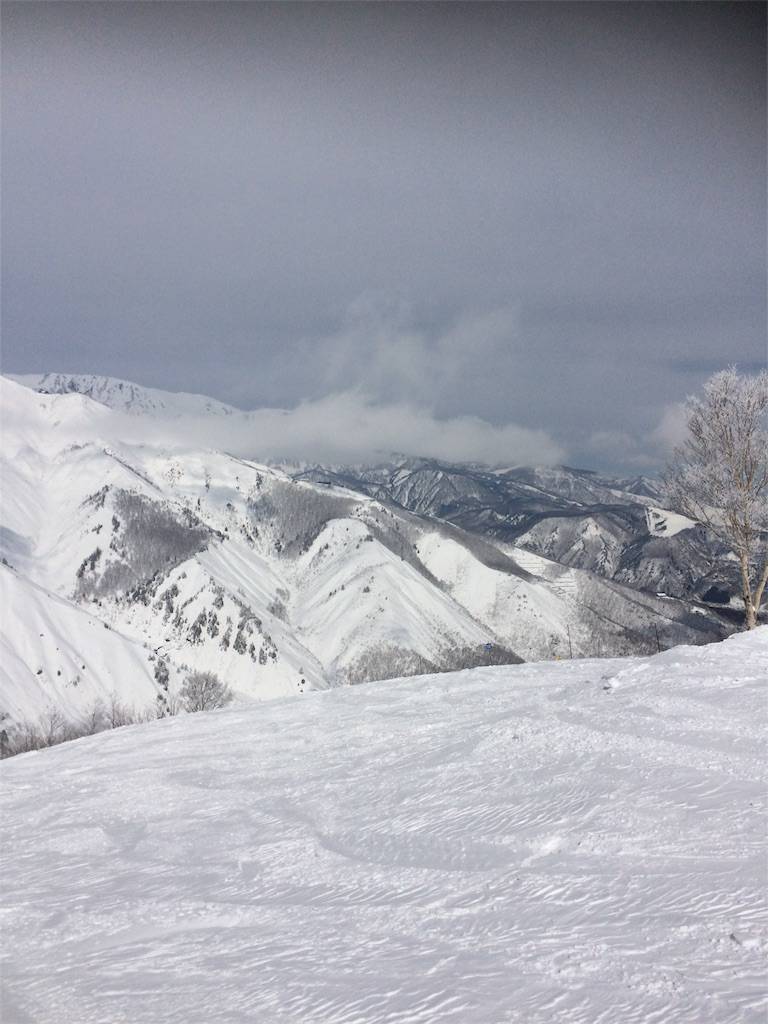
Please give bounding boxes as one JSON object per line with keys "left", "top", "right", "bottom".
{"left": 0, "top": 377, "right": 738, "bottom": 733}
{"left": 1, "top": 374, "right": 114, "bottom": 457}
{"left": 9, "top": 372, "right": 241, "bottom": 418}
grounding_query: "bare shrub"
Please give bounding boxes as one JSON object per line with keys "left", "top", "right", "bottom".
{"left": 247, "top": 479, "right": 355, "bottom": 556}
{"left": 342, "top": 640, "right": 523, "bottom": 686}
{"left": 39, "top": 708, "right": 67, "bottom": 747}
{"left": 107, "top": 692, "right": 140, "bottom": 728}
{"left": 267, "top": 597, "right": 288, "bottom": 621}
{"left": 164, "top": 691, "right": 183, "bottom": 716}
{"left": 155, "top": 690, "right": 182, "bottom": 718}
{"left": 77, "top": 489, "right": 211, "bottom": 598}
{"left": 6, "top": 721, "right": 46, "bottom": 755}
{"left": 180, "top": 671, "right": 233, "bottom": 713}
{"left": 1, "top": 695, "right": 164, "bottom": 759}
{"left": 342, "top": 646, "right": 439, "bottom": 685}
{"left": 82, "top": 700, "right": 108, "bottom": 735}
{"left": 439, "top": 643, "right": 523, "bottom": 670}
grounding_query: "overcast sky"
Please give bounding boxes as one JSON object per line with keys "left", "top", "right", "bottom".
{"left": 2, "top": 2, "right": 765, "bottom": 470}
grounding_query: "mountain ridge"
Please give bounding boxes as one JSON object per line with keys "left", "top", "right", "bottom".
{"left": 0, "top": 375, "right": 733, "bottom": 732}
{"left": 7, "top": 373, "right": 743, "bottom": 610}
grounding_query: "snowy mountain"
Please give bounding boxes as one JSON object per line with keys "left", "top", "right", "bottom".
{"left": 2, "top": 627, "right": 766, "bottom": 1023}
{"left": 11, "top": 374, "right": 725, "bottom": 604}
{"left": 10, "top": 371, "right": 240, "bottom": 418}
{"left": 0, "top": 379, "right": 513, "bottom": 726}
{"left": 0, "top": 376, "right": 733, "bottom": 731}
{"left": 13, "top": 373, "right": 739, "bottom": 606}
{"left": 295, "top": 457, "right": 744, "bottom": 608}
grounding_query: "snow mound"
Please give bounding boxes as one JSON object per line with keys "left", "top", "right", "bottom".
{"left": 2, "top": 628, "right": 766, "bottom": 1023}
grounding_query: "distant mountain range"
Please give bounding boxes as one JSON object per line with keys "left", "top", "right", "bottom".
{"left": 292, "top": 459, "right": 740, "bottom": 609}
{"left": 1, "top": 373, "right": 743, "bottom": 731}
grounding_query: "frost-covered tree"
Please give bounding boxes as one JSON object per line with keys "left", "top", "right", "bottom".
{"left": 664, "top": 368, "right": 768, "bottom": 629}
{"left": 180, "top": 671, "right": 233, "bottom": 713}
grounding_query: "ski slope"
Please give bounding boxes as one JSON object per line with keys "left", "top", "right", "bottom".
{"left": 1, "top": 628, "right": 766, "bottom": 1024}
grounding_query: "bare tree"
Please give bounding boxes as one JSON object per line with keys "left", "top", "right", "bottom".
{"left": 155, "top": 690, "right": 182, "bottom": 718}
{"left": 39, "top": 708, "right": 66, "bottom": 747}
{"left": 664, "top": 367, "right": 768, "bottom": 629}
{"left": 7, "top": 721, "right": 45, "bottom": 755}
{"left": 179, "top": 671, "right": 233, "bottom": 713}
{"left": 107, "top": 692, "right": 138, "bottom": 729}
{"left": 83, "top": 700, "right": 107, "bottom": 735}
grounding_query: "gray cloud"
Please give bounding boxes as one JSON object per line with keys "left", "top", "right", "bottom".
{"left": 147, "top": 396, "right": 565, "bottom": 467}
{"left": 5, "top": 374, "right": 564, "bottom": 467}
{"left": 2, "top": 2, "right": 765, "bottom": 471}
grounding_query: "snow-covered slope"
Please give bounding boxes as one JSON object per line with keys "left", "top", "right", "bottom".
{"left": 0, "top": 564, "right": 160, "bottom": 723}
{"left": 1, "top": 629, "right": 766, "bottom": 1023}
{"left": 10, "top": 371, "right": 240, "bottom": 418}
{"left": 298, "top": 457, "right": 744, "bottom": 606}
{"left": 1, "top": 376, "right": 733, "bottom": 729}
{"left": 1, "top": 377, "right": 525, "bottom": 727}
{"left": 10, "top": 374, "right": 745, "bottom": 606}
{"left": 646, "top": 505, "right": 698, "bottom": 537}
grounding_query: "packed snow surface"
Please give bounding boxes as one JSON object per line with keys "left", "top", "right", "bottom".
{"left": 2, "top": 629, "right": 766, "bottom": 1023}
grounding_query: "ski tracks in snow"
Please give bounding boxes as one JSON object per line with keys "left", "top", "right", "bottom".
{"left": 1, "top": 632, "right": 766, "bottom": 1023}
